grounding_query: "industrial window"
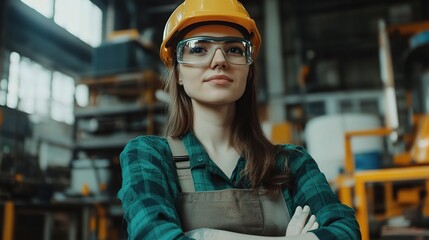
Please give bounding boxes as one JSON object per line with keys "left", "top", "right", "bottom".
{"left": 21, "top": 0, "right": 102, "bottom": 47}
{"left": 2, "top": 51, "right": 75, "bottom": 124}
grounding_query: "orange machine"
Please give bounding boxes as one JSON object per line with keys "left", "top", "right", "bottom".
{"left": 337, "top": 119, "right": 429, "bottom": 240}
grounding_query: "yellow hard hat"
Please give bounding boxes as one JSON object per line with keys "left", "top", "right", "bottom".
{"left": 160, "top": 0, "right": 261, "bottom": 67}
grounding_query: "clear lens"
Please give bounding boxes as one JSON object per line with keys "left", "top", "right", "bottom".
{"left": 176, "top": 36, "right": 253, "bottom": 66}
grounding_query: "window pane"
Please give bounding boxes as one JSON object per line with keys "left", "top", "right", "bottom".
{"left": 51, "top": 101, "right": 63, "bottom": 122}
{"left": 52, "top": 72, "right": 75, "bottom": 105}
{"left": 51, "top": 102, "right": 74, "bottom": 124}
{"left": 21, "top": 0, "right": 54, "bottom": 18}
{"left": 65, "top": 107, "right": 74, "bottom": 124}
{"left": 84, "top": 1, "right": 103, "bottom": 47}
{"left": 75, "top": 84, "right": 89, "bottom": 107}
{"left": 35, "top": 98, "right": 50, "bottom": 116}
{"left": 54, "top": 0, "right": 102, "bottom": 47}
{"left": 7, "top": 52, "right": 20, "bottom": 109}
{"left": 54, "top": 0, "right": 78, "bottom": 37}
{"left": 52, "top": 72, "right": 75, "bottom": 124}
{"left": 18, "top": 57, "right": 51, "bottom": 115}
{"left": 35, "top": 72, "right": 51, "bottom": 116}
{"left": 19, "top": 59, "right": 34, "bottom": 93}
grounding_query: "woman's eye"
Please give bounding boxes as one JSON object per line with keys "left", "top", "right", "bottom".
{"left": 188, "top": 46, "right": 207, "bottom": 54}
{"left": 227, "top": 47, "right": 244, "bottom": 55}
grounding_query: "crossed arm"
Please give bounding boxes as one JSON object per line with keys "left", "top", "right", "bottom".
{"left": 186, "top": 205, "right": 319, "bottom": 240}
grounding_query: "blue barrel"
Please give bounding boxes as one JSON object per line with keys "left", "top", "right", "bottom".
{"left": 354, "top": 151, "right": 382, "bottom": 171}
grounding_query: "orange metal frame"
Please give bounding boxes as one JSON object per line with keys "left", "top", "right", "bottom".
{"left": 343, "top": 128, "right": 394, "bottom": 175}
{"left": 2, "top": 201, "right": 14, "bottom": 240}
{"left": 388, "top": 20, "right": 429, "bottom": 36}
{"left": 337, "top": 127, "right": 429, "bottom": 240}
{"left": 354, "top": 167, "right": 429, "bottom": 240}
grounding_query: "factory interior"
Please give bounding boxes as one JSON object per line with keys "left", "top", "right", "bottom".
{"left": 1, "top": 0, "right": 429, "bottom": 239}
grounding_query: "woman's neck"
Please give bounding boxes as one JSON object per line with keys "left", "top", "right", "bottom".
{"left": 192, "top": 100, "right": 235, "bottom": 152}
{"left": 192, "top": 100, "right": 240, "bottom": 178}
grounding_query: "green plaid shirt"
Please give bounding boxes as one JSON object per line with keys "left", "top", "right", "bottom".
{"left": 118, "top": 132, "right": 361, "bottom": 240}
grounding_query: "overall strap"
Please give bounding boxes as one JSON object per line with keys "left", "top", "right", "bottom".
{"left": 166, "top": 136, "right": 195, "bottom": 192}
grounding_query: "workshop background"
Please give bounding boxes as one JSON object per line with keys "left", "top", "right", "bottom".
{"left": 1, "top": 0, "right": 429, "bottom": 239}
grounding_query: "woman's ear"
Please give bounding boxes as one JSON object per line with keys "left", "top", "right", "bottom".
{"left": 178, "top": 77, "right": 183, "bottom": 85}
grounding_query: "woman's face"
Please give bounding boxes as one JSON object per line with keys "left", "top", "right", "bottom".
{"left": 177, "top": 25, "right": 250, "bottom": 106}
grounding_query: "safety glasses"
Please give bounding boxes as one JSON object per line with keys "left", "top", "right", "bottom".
{"left": 176, "top": 36, "right": 253, "bottom": 66}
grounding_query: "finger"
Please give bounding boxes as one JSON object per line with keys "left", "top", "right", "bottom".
{"left": 310, "top": 221, "right": 319, "bottom": 231}
{"left": 300, "top": 205, "right": 311, "bottom": 225}
{"left": 294, "top": 205, "right": 310, "bottom": 228}
{"left": 286, "top": 206, "right": 311, "bottom": 236}
{"left": 286, "top": 206, "right": 304, "bottom": 236}
{"left": 301, "top": 214, "right": 316, "bottom": 233}
{"left": 289, "top": 206, "right": 303, "bottom": 225}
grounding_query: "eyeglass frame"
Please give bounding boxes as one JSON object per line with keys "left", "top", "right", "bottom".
{"left": 175, "top": 36, "right": 254, "bottom": 66}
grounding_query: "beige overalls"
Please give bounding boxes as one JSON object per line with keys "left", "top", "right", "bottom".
{"left": 167, "top": 137, "right": 291, "bottom": 236}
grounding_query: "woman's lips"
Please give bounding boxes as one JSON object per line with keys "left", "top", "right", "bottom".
{"left": 204, "top": 75, "right": 233, "bottom": 84}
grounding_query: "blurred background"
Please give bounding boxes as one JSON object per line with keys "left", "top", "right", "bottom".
{"left": 0, "top": 0, "right": 429, "bottom": 239}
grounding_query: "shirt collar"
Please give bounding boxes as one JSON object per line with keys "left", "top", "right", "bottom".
{"left": 181, "top": 131, "right": 250, "bottom": 186}
{"left": 182, "top": 131, "right": 211, "bottom": 168}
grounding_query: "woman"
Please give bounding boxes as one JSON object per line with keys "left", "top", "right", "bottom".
{"left": 118, "top": 0, "right": 361, "bottom": 239}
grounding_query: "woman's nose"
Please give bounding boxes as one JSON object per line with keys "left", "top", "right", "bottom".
{"left": 210, "top": 48, "right": 228, "bottom": 68}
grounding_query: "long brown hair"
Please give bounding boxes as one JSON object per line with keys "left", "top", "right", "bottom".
{"left": 164, "top": 62, "right": 292, "bottom": 196}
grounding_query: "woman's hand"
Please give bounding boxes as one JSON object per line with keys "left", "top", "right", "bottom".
{"left": 186, "top": 228, "right": 217, "bottom": 239}
{"left": 286, "top": 206, "right": 319, "bottom": 237}
{"left": 185, "top": 227, "right": 318, "bottom": 240}
{"left": 184, "top": 207, "right": 320, "bottom": 240}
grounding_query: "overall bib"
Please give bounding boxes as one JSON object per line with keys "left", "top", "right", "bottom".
{"left": 167, "top": 137, "right": 291, "bottom": 236}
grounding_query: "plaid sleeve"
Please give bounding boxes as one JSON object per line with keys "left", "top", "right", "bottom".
{"left": 285, "top": 145, "right": 362, "bottom": 240}
{"left": 117, "top": 136, "right": 194, "bottom": 240}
